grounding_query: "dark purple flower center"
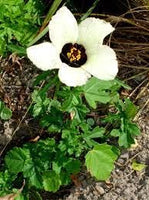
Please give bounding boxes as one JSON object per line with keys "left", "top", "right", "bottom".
{"left": 60, "top": 43, "right": 87, "bottom": 68}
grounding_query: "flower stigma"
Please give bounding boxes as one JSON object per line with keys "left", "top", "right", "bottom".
{"left": 60, "top": 43, "right": 87, "bottom": 68}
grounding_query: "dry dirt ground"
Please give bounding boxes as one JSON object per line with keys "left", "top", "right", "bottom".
{"left": 0, "top": 56, "right": 149, "bottom": 200}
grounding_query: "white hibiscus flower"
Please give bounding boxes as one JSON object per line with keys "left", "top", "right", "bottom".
{"left": 27, "top": 6, "right": 118, "bottom": 87}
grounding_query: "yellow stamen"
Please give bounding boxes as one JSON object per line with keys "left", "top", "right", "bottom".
{"left": 67, "top": 52, "right": 71, "bottom": 59}
{"left": 67, "top": 47, "right": 81, "bottom": 62}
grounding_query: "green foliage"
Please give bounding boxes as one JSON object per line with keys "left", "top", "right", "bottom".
{"left": 85, "top": 144, "right": 119, "bottom": 180}
{"left": 5, "top": 148, "right": 28, "bottom": 174}
{"left": 83, "top": 77, "right": 128, "bottom": 109}
{"left": 0, "top": 76, "right": 140, "bottom": 197}
{"left": 131, "top": 160, "right": 147, "bottom": 171}
{"left": 3, "top": 138, "right": 81, "bottom": 196}
{"left": 106, "top": 98, "right": 140, "bottom": 148}
{"left": 82, "top": 126, "right": 105, "bottom": 147}
{"left": 0, "top": 0, "right": 45, "bottom": 56}
{"left": 0, "top": 100, "right": 12, "bottom": 120}
{"left": 15, "top": 193, "right": 29, "bottom": 200}
{"left": 42, "top": 171, "right": 61, "bottom": 192}
{"left": 0, "top": 170, "right": 16, "bottom": 196}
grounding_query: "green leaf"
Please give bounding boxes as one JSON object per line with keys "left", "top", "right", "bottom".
{"left": 105, "top": 98, "right": 140, "bottom": 148}
{"left": 127, "top": 122, "right": 140, "bottom": 136}
{"left": 87, "top": 118, "right": 95, "bottom": 126}
{"left": 124, "top": 99, "right": 138, "bottom": 119}
{"left": 22, "top": 139, "right": 56, "bottom": 188}
{"left": 83, "top": 78, "right": 112, "bottom": 108}
{"left": 118, "top": 131, "right": 134, "bottom": 148}
{"left": 0, "top": 106, "right": 12, "bottom": 120}
{"left": 114, "top": 79, "right": 131, "bottom": 90}
{"left": 15, "top": 193, "right": 28, "bottom": 200}
{"left": 103, "top": 113, "right": 121, "bottom": 124}
{"left": 72, "top": 104, "right": 89, "bottom": 122}
{"left": 83, "top": 127, "right": 105, "bottom": 147}
{"left": 5, "top": 148, "right": 29, "bottom": 174}
{"left": 32, "top": 103, "right": 42, "bottom": 117}
{"left": 59, "top": 128, "right": 86, "bottom": 157}
{"left": 118, "top": 122, "right": 140, "bottom": 148}
{"left": 85, "top": 127, "right": 105, "bottom": 139}
{"left": 65, "top": 159, "right": 81, "bottom": 174}
{"left": 0, "top": 100, "right": 12, "bottom": 120}
{"left": 85, "top": 144, "right": 118, "bottom": 180}
{"left": 42, "top": 171, "right": 61, "bottom": 192}
{"left": 61, "top": 93, "right": 79, "bottom": 111}
{"left": 131, "top": 160, "right": 146, "bottom": 171}
{"left": 31, "top": 90, "right": 43, "bottom": 103}
{"left": 59, "top": 171, "right": 71, "bottom": 186}
{"left": 0, "top": 170, "right": 16, "bottom": 195}
{"left": 23, "top": 159, "right": 43, "bottom": 189}
{"left": 110, "top": 129, "right": 120, "bottom": 137}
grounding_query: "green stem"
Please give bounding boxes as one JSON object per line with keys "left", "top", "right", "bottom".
{"left": 79, "top": 0, "right": 101, "bottom": 22}
{"left": 27, "top": 26, "right": 49, "bottom": 47}
{"left": 42, "top": 0, "right": 63, "bottom": 29}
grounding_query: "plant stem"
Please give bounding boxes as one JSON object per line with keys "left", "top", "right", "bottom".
{"left": 41, "top": 0, "right": 63, "bottom": 30}
{"left": 27, "top": 26, "right": 49, "bottom": 47}
{"left": 79, "top": 0, "right": 101, "bottom": 22}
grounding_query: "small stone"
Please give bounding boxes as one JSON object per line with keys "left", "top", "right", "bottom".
{"left": 82, "top": 180, "right": 87, "bottom": 187}
{"left": 93, "top": 190, "right": 98, "bottom": 196}
{"left": 15, "top": 80, "right": 22, "bottom": 86}
{"left": 117, "top": 158, "right": 125, "bottom": 164}
{"left": 95, "top": 185, "right": 105, "bottom": 195}
{"left": 120, "top": 152, "right": 129, "bottom": 159}
{"left": 85, "top": 186, "right": 90, "bottom": 193}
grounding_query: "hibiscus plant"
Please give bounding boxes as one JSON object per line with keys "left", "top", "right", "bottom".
{"left": 0, "top": 5, "right": 140, "bottom": 200}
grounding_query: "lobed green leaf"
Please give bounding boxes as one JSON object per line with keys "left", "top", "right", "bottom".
{"left": 42, "top": 171, "right": 61, "bottom": 192}
{"left": 85, "top": 144, "right": 118, "bottom": 180}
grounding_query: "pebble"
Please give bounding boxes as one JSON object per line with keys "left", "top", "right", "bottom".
{"left": 117, "top": 158, "right": 125, "bottom": 164}
{"left": 120, "top": 152, "right": 129, "bottom": 159}
{"left": 95, "top": 184, "right": 105, "bottom": 195}
{"left": 15, "top": 80, "right": 22, "bottom": 86}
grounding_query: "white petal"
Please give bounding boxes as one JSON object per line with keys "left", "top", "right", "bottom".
{"left": 77, "top": 18, "right": 114, "bottom": 51}
{"left": 27, "top": 42, "right": 61, "bottom": 71}
{"left": 58, "top": 64, "right": 91, "bottom": 87}
{"left": 82, "top": 45, "right": 118, "bottom": 80}
{"left": 49, "top": 6, "right": 78, "bottom": 53}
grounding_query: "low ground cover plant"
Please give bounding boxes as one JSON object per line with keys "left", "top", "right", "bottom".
{"left": 0, "top": 1, "right": 140, "bottom": 199}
